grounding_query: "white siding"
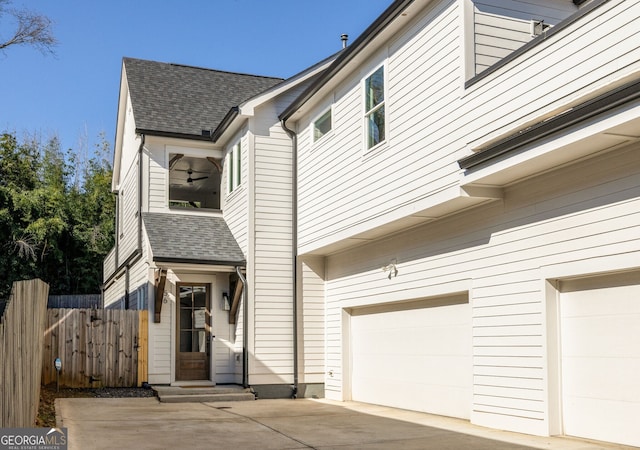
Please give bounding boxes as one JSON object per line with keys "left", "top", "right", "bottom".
{"left": 250, "top": 98, "right": 295, "bottom": 384}
{"left": 147, "top": 141, "right": 166, "bottom": 212}
{"left": 103, "top": 273, "right": 125, "bottom": 308}
{"left": 299, "top": 257, "right": 325, "bottom": 383}
{"left": 473, "top": 0, "right": 577, "bottom": 74}
{"left": 296, "top": 0, "right": 640, "bottom": 256}
{"left": 117, "top": 153, "right": 139, "bottom": 264}
{"left": 223, "top": 129, "right": 249, "bottom": 254}
{"left": 298, "top": 0, "right": 463, "bottom": 254}
{"left": 322, "top": 144, "right": 640, "bottom": 435}
{"left": 148, "top": 269, "right": 172, "bottom": 383}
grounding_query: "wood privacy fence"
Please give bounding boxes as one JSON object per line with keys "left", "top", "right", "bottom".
{"left": 42, "top": 309, "right": 148, "bottom": 388}
{"left": 48, "top": 294, "right": 102, "bottom": 309}
{"left": 0, "top": 279, "right": 49, "bottom": 428}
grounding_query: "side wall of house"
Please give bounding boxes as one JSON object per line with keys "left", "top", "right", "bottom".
{"left": 297, "top": 0, "right": 640, "bottom": 255}
{"left": 322, "top": 144, "right": 640, "bottom": 435}
{"left": 248, "top": 97, "right": 295, "bottom": 388}
{"left": 297, "top": 0, "right": 464, "bottom": 254}
{"left": 222, "top": 128, "right": 249, "bottom": 380}
{"left": 104, "top": 90, "right": 145, "bottom": 308}
{"left": 298, "top": 256, "right": 325, "bottom": 386}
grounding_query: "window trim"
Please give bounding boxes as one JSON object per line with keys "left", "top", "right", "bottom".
{"left": 363, "top": 64, "right": 387, "bottom": 152}
{"left": 227, "top": 142, "right": 241, "bottom": 195}
{"left": 311, "top": 106, "right": 333, "bottom": 144}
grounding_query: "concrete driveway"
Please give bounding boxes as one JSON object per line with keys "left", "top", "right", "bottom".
{"left": 56, "top": 397, "right": 630, "bottom": 450}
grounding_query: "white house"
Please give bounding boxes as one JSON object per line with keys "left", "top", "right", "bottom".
{"left": 102, "top": 56, "right": 332, "bottom": 398}
{"left": 280, "top": 0, "right": 640, "bottom": 447}
{"left": 104, "top": 0, "right": 640, "bottom": 446}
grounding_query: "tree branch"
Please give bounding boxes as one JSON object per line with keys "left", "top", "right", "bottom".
{"left": 0, "top": 1, "right": 56, "bottom": 54}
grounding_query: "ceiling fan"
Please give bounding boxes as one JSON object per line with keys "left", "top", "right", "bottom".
{"left": 187, "top": 169, "right": 208, "bottom": 183}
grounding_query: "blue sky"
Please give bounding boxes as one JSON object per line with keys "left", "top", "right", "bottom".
{"left": 1, "top": 0, "right": 391, "bottom": 160}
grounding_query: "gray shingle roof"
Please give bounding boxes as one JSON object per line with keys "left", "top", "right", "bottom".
{"left": 143, "top": 213, "right": 245, "bottom": 265}
{"left": 124, "top": 58, "right": 284, "bottom": 138}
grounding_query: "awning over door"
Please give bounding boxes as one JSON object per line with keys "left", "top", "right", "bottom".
{"left": 143, "top": 212, "right": 246, "bottom": 323}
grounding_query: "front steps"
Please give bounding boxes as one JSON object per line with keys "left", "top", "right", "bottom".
{"left": 153, "top": 385, "right": 255, "bottom": 403}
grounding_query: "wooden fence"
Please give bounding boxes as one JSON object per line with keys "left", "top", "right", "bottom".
{"left": 0, "top": 279, "right": 49, "bottom": 427}
{"left": 42, "top": 309, "right": 148, "bottom": 388}
{"left": 48, "top": 294, "right": 102, "bottom": 309}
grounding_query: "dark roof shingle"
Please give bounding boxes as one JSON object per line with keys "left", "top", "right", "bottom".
{"left": 124, "top": 58, "right": 283, "bottom": 138}
{"left": 143, "top": 213, "right": 245, "bottom": 265}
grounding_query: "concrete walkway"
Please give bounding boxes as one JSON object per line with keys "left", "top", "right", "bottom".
{"left": 56, "top": 397, "right": 633, "bottom": 450}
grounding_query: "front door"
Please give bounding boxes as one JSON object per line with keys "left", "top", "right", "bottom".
{"left": 176, "top": 283, "right": 211, "bottom": 381}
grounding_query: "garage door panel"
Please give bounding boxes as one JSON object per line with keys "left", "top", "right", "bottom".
{"left": 562, "top": 357, "right": 640, "bottom": 401}
{"left": 350, "top": 300, "right": 471, "bottom": 419}
{"left": 562, "top": 397, "right": 639, "bottom": 447}
{"left": 562, "top": 315, "right": 640, "bottom": 357}
{"left": 560, "top": 273, "right": 640, "bottom": 447}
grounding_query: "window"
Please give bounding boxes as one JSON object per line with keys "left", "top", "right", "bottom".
{"left": 312, "top": 108, "right": 332, "bottom": 142}
{"left": 364, "top": 65, "right": 386, "bottom": 149}
{"left": 228, "top": 143, "right": 241, "bottom": 194}
{"left": 168, "top": 154, "right": 220, "bottom": 209}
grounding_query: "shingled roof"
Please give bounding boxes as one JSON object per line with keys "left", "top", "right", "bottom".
{"left": 124, "top": 57, "right": 284, "bottom": 139}
{"left": 142, "top": 213, "right": 245, "bottom": 265}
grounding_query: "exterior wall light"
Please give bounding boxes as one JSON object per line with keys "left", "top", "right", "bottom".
{"left": 382, "top": 259, "right": 398, "bottom": 279}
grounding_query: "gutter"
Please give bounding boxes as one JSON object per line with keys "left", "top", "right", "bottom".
{"left": 281, "top": 118, "right": 299, "bottom": 399}
{"left": 134, "top": 128, "right": 213, "bottom": 142}
{"left": 279, "top": 0, "right": 415, "bottom": 122}
{"left": 459, "top": 77, "right": 640, "bottom": 171}
{"left": 211, "top": 107, "right": 240, "bottom": 143}
{"left": 235, "top": 266, "right": 249, "bottom": 388}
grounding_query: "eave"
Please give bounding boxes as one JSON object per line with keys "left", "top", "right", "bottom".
{"left": 459, "top": 77, "right": 640, "bottom": 172}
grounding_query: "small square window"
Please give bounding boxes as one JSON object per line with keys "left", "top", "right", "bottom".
{"left": 313, "top": 108, "right": 332, "bottom": 142}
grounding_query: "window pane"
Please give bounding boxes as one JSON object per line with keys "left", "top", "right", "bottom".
{"left": 180, "top": 308, "right": 192, "bottom": 329}
{"left": 193, "top": 287, "right": 206, "bottom": 307}
{"left": 227, "top": 152, "right": 234, "bottom": 193}
{"left": 180, "top": 331, "right": 192, "bottom": 352}
{"left": 365, "top": 66, "right": 384, "bottom": 112}
{"left": 367, "top": 105, "right": 385, "bottom": 149}
{"left": 234, "top": 144, "right": 241, "bottom": 188}
{"left": 313, "top": 109, "right": 332, "bottom": 142}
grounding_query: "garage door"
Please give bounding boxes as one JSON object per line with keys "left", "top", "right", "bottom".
{"left": 559, "top": 270, "right": 640, "bottom": 447}
{"left": 350, "top": 294, "right": 471, "bottom": 419}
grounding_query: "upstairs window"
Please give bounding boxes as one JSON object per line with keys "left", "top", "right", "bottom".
{"left": 227, "top": 143, "right": 241, "bottom": 194}
{"left": 312, "top": 108, "right": 332, "bottom": 143}
{"left": 364, "top": 65, "right": 386, "bottom": 150}
{"left": 168, "top": 154, "right": 221, "bottom": 210}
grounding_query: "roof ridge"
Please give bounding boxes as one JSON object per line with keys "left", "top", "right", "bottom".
{"left": 123, "top": 57, "right": 284, "bottom": 81}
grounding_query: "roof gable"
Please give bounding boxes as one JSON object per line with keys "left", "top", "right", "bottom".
{"left": 123, "top": 58, "right": 283, "bottom": 139}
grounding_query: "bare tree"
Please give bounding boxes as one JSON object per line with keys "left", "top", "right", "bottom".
{"left": 0, "top": 0, "right": 56, "bottom": 54}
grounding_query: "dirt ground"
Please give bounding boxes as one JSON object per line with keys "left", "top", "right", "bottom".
{"left": 36, "top": 384, "right": 155, "bottom": 427}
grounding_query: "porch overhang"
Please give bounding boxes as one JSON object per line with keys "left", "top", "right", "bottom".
{"left": 143, "top": 212, "right": 246, "bottom": 323}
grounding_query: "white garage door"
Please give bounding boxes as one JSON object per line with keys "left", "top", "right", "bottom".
{"left": 560, "top": 270, "right": 640, "bottom": 447}
{"left": 350, "top": 295, "right": 471, "bottom": 419}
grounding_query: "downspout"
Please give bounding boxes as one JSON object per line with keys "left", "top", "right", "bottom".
{"left": 235, "top": 266, "right": 249, "bottom": 388}
{"left": 281, "top": 119, "right": 298, "bottom": 399}
{"left": 137, "top": 134, "right": 144, "bottom": 254}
